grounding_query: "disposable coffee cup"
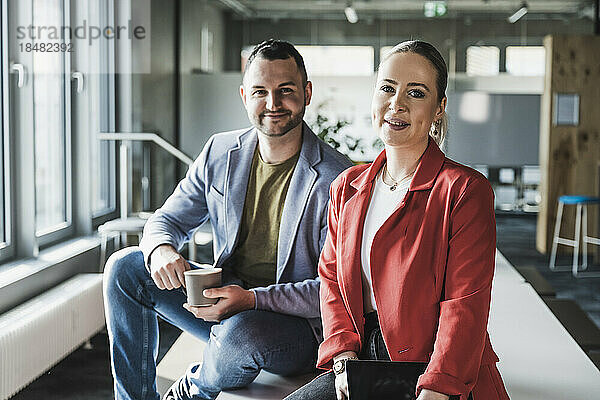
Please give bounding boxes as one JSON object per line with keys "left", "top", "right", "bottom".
{"left": 184, "top": 267, "right": 222, "bottom": 306}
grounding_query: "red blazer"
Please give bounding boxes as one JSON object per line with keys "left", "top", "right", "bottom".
{"left": 317, "top": 139, "right": 509, "bottom": 399}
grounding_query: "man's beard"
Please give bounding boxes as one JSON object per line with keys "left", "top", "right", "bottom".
{"left": 253, "top": 107, "right": 305, "bottom": 137}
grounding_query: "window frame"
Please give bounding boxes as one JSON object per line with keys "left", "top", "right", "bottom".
{"left": 0, "top": 0, "right": 14, "bottom": 263}
{"left": 33, "top": 0, "right": 74, "bottom": 247}
{"left": 91, "top": 0, "right": 118, "bottom": 226}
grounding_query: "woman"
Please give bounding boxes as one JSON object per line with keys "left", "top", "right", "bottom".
{"left": 286, "top": 41, "right": 509, "bottom": 400}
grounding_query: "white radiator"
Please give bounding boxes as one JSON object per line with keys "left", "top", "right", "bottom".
{"left": 0, "top": 273, "right": 105, "bottom": 399}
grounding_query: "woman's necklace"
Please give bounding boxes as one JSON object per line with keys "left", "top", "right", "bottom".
{"left": 383, "top": 163, "right": 415, "bottom": 192}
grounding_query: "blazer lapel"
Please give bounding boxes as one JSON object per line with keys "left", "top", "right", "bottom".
{"left": 409, "top": 137, "right": 445, "bottom": 192}
{"left": 276, "top": 124, "right": 319, "bottom": 281}
{"left": 337, "top": 151, "right": 386, "bottom": 333}
{"left": 223, "top": 128, "right": 257, "bottom": 257}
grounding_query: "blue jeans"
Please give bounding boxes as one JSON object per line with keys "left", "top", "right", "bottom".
{"left": 103, "top": 247, "right": 318, "bottom": 400}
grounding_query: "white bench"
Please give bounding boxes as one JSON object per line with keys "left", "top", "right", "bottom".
{"left": 157, "top": 250, "right": 600, "bottom": 399}
{"left": 491, "top": 251, "right": 600, "bottom": 399}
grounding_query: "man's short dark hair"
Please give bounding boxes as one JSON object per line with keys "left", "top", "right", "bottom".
{"left": 243, "top": 39, "right": 308, "bottom": 88}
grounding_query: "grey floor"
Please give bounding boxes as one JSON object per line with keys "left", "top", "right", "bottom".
{"left": 496, "top": 214, "right": 600, "bottom": 328}
{"left": 9, "top": 214, "right": 600, "bottom": 400}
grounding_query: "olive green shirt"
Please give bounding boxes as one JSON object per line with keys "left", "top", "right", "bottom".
{"left": 230, "top": 147, "right": 300, "bottom": 288}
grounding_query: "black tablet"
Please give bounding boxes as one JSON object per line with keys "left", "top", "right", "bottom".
{"left": 346, "top": 360, "right": 471, "bottom": 400}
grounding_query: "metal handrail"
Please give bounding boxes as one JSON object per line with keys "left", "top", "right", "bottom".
{"left": 98, "top": 132, "right": 194, "bottom": 220}
{"left": 98, "top": 132, "right": 194, "bottom": 165}
{"left": 97, "top": 132, "right": 199, "bottom": 260}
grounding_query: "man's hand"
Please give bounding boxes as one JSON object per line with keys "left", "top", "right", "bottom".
{"left": 149, "top": 244, "right": 189, "bottom": 290}
{"left": 183, "top": 285, "right": 255, "bottom": 322}
{"left": 416, "top": 389, "right": 450, "bottom": 400}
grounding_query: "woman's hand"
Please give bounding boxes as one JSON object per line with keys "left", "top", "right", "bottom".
{"left": 334, "top": 371, "right": 349, "bottom": 400}
{"left": 332, "top": 351, "right": 357, "bottom": 400}
{"left": 416, "top": 389, "right": 450, "bottom": 400}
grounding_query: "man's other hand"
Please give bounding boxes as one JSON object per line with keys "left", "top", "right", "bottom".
{"left": 183, "top": 285, "right": 256, "bottom": 322}
{"left": 149, "top": 244, "right": 189, "bottom": 290}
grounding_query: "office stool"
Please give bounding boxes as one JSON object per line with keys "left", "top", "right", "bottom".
{"left": 98, "top": 217, "right": 147, "bottom": 271}
{"left": 549, "top": 195, "right": 600, "bottom": 278}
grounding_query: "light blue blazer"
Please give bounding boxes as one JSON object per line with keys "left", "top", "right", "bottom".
{"left": 139, "top": 123, "right": 353, "bottom": 341}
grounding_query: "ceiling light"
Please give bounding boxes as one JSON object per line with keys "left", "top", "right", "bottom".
{"left": 507, "top": 2, "right": 528, "bottom": 23}
{"left": 344, "top": 6, "right": 358, "bottom": 23}
{"left": 424, "top": 1, "right": 447, "bottom": 18}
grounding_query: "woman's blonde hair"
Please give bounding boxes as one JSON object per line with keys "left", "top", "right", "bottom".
{"left": 380, "top": 40, "right": 448, "bottom": 146}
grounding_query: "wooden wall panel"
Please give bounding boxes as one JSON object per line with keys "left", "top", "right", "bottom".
{"left": 537, "top": 35, "right": 600, "bottom": 254}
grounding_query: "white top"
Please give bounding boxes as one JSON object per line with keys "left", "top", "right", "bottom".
{"left": 360, "top": 170, "right": 412, "bottom": 312}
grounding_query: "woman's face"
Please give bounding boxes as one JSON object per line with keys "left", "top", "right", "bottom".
{"left": 371, "top": 52, "right": 446, "bottom": 149}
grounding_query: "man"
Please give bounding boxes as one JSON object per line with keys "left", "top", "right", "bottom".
{"left": 103, "top": 39, "right": 353, "bottom": 400}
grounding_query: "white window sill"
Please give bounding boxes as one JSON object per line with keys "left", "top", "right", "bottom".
{"left": 0, "top": 235, "right": 103, "bottom": 291}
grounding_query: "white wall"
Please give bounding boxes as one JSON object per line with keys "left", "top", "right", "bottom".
{"left": 446, "top": 92, "right": 540, "bottom": 166}
{"left": 180, "top": 73, "right": 248, "bottom": 157}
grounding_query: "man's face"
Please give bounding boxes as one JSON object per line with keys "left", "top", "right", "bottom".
{"left": 240, "top": 57, "right": 312, "bottom": 137}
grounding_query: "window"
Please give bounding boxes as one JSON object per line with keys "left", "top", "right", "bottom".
{"left": 1, "top": 0, "right": 119, "bottom": 258}
{"left": 506, "top": 46, "right": 545, "bottom": 76}
{"left": 466, "top": 46, "right": 500, "bottom": 76}
{"left": 32, "top": 0, "right": 71, "bottom": 238}
{"left": 296, "top": 46, "right": 374, "bottom": 76}
{"left": 242, "top": 45, "right": 374, "bottom": 76}
{"left": 1, "top": 0, "right": 121, "bottom": 302}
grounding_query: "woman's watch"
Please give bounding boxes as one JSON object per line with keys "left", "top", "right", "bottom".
{"left": 332, "top": 357, "right": 358, "bottom": 375}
